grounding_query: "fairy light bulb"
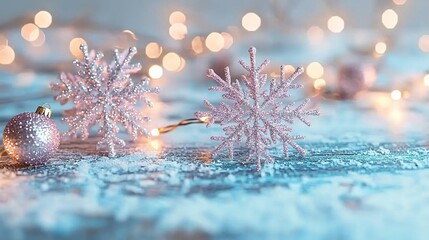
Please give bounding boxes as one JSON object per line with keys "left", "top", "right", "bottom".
{"left": 375, "top": 42, "right": 387, "bottom": 55}
{"left": 145, "top": 42, "right": 163, "bottom": 59}
{"left": 69, "top": 38, "right": 87, "bottom": 59}
{"left": 423, "top": 74, "right": 429, "bottom": 86}
{"left": 306, "top": 62, "right": 324, "bottom": 79}
{"left": 0, "top": 45, "right": 15, "bottom": 65}
{"left": 382, "top": 9, "right": 398, "bottom": 29}
{"left": 391, "top": 90, "right": 402, "bottom": 100}
{"left": 150, "top": 128, "right": 160, "bottom": 137}
{"left": 148, "top": 65, "right": 163, "bottom": 79}
{"left": 199, "top": 116, "right": 209, "bottom": 123}
{"left": 327, "top": 16, "right": 344, "bottom": 33}
{"left": 242, "top": 12, "right": 261, "bottom": 31}
{"left": 205, "top": 32, "right": 224, "bottom": 52}
{"left": 34, "top": 11, "right": 52, "bottom": 28}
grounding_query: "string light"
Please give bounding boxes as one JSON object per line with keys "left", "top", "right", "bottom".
{"left": 418, "top": 35, "right": 429, "bottom": 52}
{"left": 242, "top": 12, "right": 261, "bottom": 31}
{"left": 148, "top": 65, "right": 163, "bottom": 79}
{"left": 391, "top": 90, "right": 402, "bottom": 100}
{"left": 169, "top": 11, "right": 186, "bottom": 24}
{"left": 382, "top": 9, "right": 398, "bottom": 29}
{"left": 306, "top": 62, "right": 324, "bottom": 79}
{"left": 145, "top": 42, "right": 163, "bottom": 59}
{"left": 34, "top": 11, "right": 52, "bottom": 28}
{"left": 205, "top": 32, "right": 224, "bottom": 52}
{"left": 0, "top": 45, "right": 15, "bottom": 65}
{"left": 191, "top": 36, "right": 204, "bottom": 54}
{"left": 21, "top": 23, "right": 40, "bottom": 42}
{"left": 151, "top": 118, "right": 210, "bottom": 136}
{"left": 69, "top": 37, "right": 87, "bottom": 59}
{"left": 162, "top": 52, "right": 181, "bottom": 71}
{"left": 327, "top": 16, "right": 344, "bottom": 33}
{"left": 375, "top": 41, "right": 387, "bottom": 55}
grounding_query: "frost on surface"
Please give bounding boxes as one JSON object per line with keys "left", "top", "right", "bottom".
{"left": 51, "top": 44, "right": 159, "bottom": 156}
{"left": 196, "top": 47, "right": 319, "bottom": 168}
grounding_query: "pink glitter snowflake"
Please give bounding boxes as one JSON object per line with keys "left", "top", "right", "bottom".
{"left": 51, "top": 44, "right": 159, "bottom": 156}
{"left": 195, "top": 47, "right": 319, "bottom": 169}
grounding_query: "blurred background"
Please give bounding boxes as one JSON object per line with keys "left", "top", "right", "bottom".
{"left": 1, "top": 0, "right": 429, "bottom": 141}
{"left": 3, "top": 2, "right": 429, "bottom": 239}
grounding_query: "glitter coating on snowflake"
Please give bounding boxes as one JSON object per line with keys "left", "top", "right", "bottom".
{"left": 51, "top": 44, "right": 159, "bottom": 156}
{"left": 195, "top": 47, "right": 319, "bottom": 168}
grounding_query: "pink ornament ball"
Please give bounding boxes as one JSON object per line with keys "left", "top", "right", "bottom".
{"left": 3, "top": 112, "right": 60, "bottom": 165}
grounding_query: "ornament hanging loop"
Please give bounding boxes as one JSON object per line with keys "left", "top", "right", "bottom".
{"left": 35, "top": 103, "right": 52, "bottom": 118}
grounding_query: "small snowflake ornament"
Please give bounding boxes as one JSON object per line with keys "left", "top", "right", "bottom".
{"left": 51, "top": 44, "right": 159, "bottom": 156}
{"left": 195, "top": 47, "right": 319, "bottom": 169}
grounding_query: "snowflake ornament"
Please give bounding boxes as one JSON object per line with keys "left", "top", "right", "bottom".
{"left": 195, "top": 47, "right": 319, "bottom": 169}
{"left": 51, "top": 44, "right": 159, "bottom": 156}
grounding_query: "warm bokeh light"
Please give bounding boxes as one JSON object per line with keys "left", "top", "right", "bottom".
{"left": 122, "top": 30, "right": 138, "bottom": 40}
{"left": 327, "top": 16, "right": 344, "bottom": 33}
{"left": 150, "top": 128, "right": 160, "bottom": 137}
{"left": 169, "top": 11, "right": 186, "bottom": 24}
{"left": 34, "top": 11, "right": 52, "bottom": 28}
{"left": 199, "top": 116, "right": 209, "bottom": 122}
{"left": 69, "top": 37, "right": 87, "bottom": 59}
{"left": 31, "top": 30, "right": 45, "bottom": 47}
{"left": 148, "top": 65, "right": 163, "bottom": 79}
{"left": 242, "top": 12, "right": 261, "bottom": 31}
{"left": 0, "top": 35, "right": 7, "bottom": 50}
{"left": 162, "top": 52, "right": 181, "bottom": 71}
{"left": 382, "top": 9, "right": 398, "bottom": 29}
{"left": 424, "top": 74, "right": 429, "bottom": 86}
{"left": 418, "top": 35, "right": 429, "bottom": 52}
{"left": 284, "top": 65, "right": 296, "bottom": 74}
{"left": 393, "top": 0, "right": 407, "bottom": 5}
{"left": 21, "top": 23, "right": 40, "bottom": 42}
{"left": 307, "top": 26, "right": 324, "bottom": 44}
{"left": 306, "top": 62, "right": 324, "bottom": 79}
{"left": 178, "top": 57, "right": 186, "bottom": 72}
{"left": 0, "top": 45, "right": 15, "bottom": 65}
{"left": 191, "top": 36, "right": 204, "bottom": 54}
{"left": 205, "top": 32, "right": 224, "bottom": 52}
{"left": 145, "top": 42, "right": 163, "bottom": 58}
{"left": 375, "top": 41, "right": 387, "bottom": 55}
{"left": 313, "top": 78, "right": 326, "bottom": 90}
{"left": 221, "top": 32, "right": 234, "bottom": 49}
{"left": 169, "top": 23, "right": 188, "bottom": 40}
{"left": 391, "top": 90, "right": 402, "bottom": 100}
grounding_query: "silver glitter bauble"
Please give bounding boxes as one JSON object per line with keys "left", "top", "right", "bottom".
{"left": 2, "top": 106, "right": 60, "bottom": 165}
